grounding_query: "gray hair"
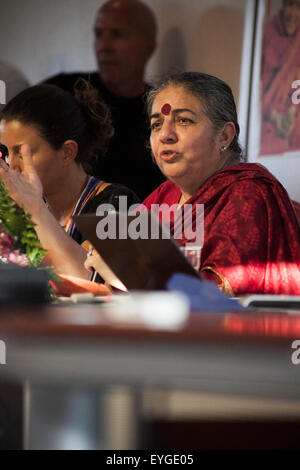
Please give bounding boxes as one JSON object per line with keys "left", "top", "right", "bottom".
{"left": 147, "top": 72, "right": 243, "bottom": 161}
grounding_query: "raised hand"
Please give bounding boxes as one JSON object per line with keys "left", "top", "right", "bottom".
{"left": 84, "top": 248, "right": 127, "bottom": 291}
{"left": 0, "top": 144, "right": 44, "bottom": 218}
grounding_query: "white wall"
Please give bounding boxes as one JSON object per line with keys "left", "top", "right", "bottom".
{"left": 0, "top": 0, "right": 101, "bottom": 82}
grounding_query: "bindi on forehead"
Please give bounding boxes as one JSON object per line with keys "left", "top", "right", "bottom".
{"left": 161, "top": 103, "right": 171, "bottom": 115}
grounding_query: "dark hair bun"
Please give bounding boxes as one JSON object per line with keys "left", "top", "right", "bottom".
{"left": 74, "top": 78, "right": 114, "bottom": 170}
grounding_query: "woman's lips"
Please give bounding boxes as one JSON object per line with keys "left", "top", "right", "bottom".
{"left": 159, "top": 150, "right": 179, "bottom": 162}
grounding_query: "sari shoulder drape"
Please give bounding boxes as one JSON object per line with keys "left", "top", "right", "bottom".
{"left": 143, "top": 164, "right": 300, "bottom": 295}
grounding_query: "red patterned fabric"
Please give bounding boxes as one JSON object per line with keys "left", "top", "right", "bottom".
{"left": 142, "top": 163, "right": 300, "bottom": 295}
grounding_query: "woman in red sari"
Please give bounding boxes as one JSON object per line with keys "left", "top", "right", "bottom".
{"left": 139, "top": 72, "right": 300, "bottom": 295}
{"left": 86, "top": 71, "right": 300, "bottom": 295}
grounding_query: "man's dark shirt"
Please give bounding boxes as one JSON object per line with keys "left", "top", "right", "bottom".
{"left": 43, "top": 72, "right": 165, "bottom": 200}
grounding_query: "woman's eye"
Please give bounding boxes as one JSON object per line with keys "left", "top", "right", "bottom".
{"left": 178, "top": 117, "right": 192, "bottom": 124}
{"left": 151, "top": 121, "right": 162, "bottom": 131}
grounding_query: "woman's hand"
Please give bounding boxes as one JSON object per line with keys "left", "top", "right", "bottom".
{"left": 0, "top": 144, "right": 44, "bottom": 218}
{"left": 85, "top": 249, "right": 127, "bottom": 291}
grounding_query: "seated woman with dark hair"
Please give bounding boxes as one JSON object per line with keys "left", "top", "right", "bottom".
{"left": 86, "top": 72, "right": 300, "bottom": 295}
{"left": 0, "top": 81, "right": 139, "bottom": 279}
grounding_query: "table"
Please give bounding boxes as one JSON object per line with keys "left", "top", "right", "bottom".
{"left": 1, "top": 303, "right": 300, "bottom": 449}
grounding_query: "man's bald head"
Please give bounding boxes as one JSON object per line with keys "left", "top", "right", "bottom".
{"left": 94, "top": 0, "right": 157, "bottom": 96}
{"left": 96, "top": 0, "right": 157, "bottom": 42}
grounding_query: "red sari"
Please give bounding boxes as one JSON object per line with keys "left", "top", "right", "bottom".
{"left": 142, "top": 163, "right": 300, "bottom": 295}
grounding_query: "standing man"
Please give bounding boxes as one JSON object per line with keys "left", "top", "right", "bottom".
{"left": 44, "top": 0, "right": 165, "bottom": 200}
